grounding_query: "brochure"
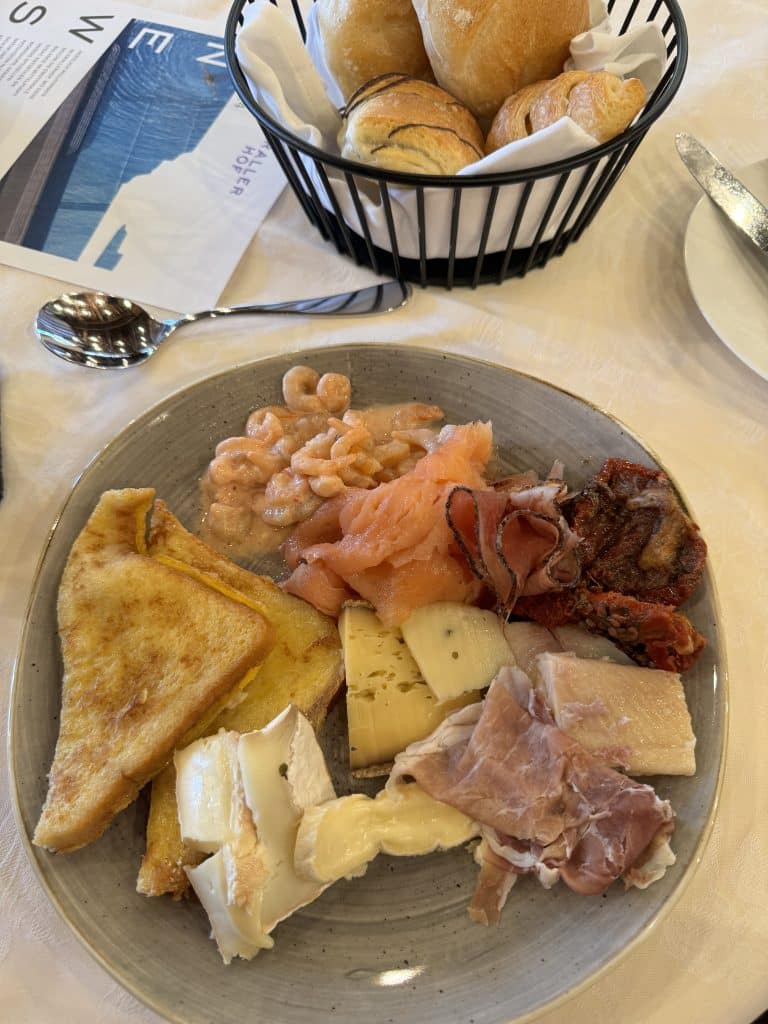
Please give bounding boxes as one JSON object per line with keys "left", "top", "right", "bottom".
{"left": 0, "top": 1, "right": 286, "bottom": 311}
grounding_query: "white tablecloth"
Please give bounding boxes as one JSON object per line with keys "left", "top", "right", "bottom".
{"left": 2, "top": 1, "right": 767, "bottom": 1022}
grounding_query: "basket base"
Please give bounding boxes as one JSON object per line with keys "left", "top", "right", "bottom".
{"left": 316, "top": 216, "right": 576, "bottom": 288}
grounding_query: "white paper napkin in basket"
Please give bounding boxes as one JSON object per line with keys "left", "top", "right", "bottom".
{"left": 236, "top": 0, "right": 667, "bottom": 260}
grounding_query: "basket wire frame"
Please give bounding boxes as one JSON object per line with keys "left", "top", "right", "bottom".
{"left": 226, "top": 0, "right": 688, "bottom": 288}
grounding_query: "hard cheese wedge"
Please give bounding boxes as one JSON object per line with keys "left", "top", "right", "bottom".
{"left": 341, "top": 603, "right": 478, "bottom": 772}
{"left": 401, "top": 601, "right": 513, "bottom": 701}
{"left": 537, "top": 652, "right": 696, "bottom": 776}
{"left": 295, "top": 783, "right": 479, "bottom": 884}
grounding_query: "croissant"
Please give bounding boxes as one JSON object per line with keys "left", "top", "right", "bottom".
{"left": 486, "top": 71, "right": 647, "bottom": 152}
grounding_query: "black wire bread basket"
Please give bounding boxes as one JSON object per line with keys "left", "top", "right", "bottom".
{"left": 225, "top": 0, "right": 688, "bottom": 288}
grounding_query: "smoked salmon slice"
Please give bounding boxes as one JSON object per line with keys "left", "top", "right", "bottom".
{"left": 283, "top": 423, "right": 492, "bottom": 624}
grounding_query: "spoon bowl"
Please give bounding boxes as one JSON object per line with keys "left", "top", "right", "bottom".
{"left": 35, "top": 281, "right": 411, "bottom": 369}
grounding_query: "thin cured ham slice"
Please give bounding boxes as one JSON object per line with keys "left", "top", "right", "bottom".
{"left": 468, "top": 842, "right": 519, "bottom": 926}
{"left": 446, "top": 468, "right": 581, "bottom": 617}
{"left": 388, "top": 667, "right": 674, "bottom": 919}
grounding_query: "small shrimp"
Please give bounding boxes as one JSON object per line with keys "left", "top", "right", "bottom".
{"left": 282, "top": 366, "right": 324, "bottom": 413}
{"left": 214, "top": 435, "right": 267, "bottom": 457}
{"left": 341, "top": 409, "right": 364, "bottom": 424}
{"left": 245, "top": 410, "right": 286, "bottom": 447}
{"left": 372, "top": 439, "right": 411, "bottom": 468}
{"left": 290, "top": 428, "right": 353, "bottom": 478}
{"left": 339, "top": 467, "right": 377, "bottom": 489}
{"left": 291, "top": 450, "right": 356, "bottom": 478}
{"left": 246, "top": 405, "right": 295, "bottom": 437}
{"left": 329, "top": 420, "right": 371, "bottom": 459}
{"left": 292, "top": 428, "right": 333, "bottom": 460}
{"left": 289, "top": 412, "right": 334, "bottom": 446}
{"left": 262, "top": 470, "right": 322, "bottom": 526}
{"left": 207, "top": 453, "right": 262, "bottom": 488}
{"left": 212, "top": 438, "right": 283, "bottom": 483}
{"left": 316, "top": 373, "right": 351, "bottom": 414}
{"left": 308, "top": 474, "right": 346, "bottom": 498}
{"left": 214, "top": 435, "right": 279, "bottom": 462}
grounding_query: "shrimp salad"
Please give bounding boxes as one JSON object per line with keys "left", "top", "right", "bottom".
{"left": 202, "top": 365, "right": 444, "bottom": 553}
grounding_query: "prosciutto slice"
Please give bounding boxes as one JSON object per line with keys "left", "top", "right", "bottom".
{"left": 446, "top": 468, "right": 581, "bottom": 616}
{"left": 388, "top": 667, "right": 674, "bottom": 920}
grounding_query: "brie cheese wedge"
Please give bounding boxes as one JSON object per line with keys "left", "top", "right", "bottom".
{"left": 294, "top": 783, "right": 479, "bottom": 884}
{"left": 175, "top": 731, "right": 244, "bottom": 854}
{"left": 185, "top": 849, "right": 273, "bottom": 964}
{"left": 176, "top": 706, "right": 337, "bottom": 963}
{"left": 238, "top": 705, "right": 336, "bottom": 931}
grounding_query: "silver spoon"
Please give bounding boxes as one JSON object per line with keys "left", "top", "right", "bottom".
{"left": 35, "top": 280, "right": 411, "bottom": 369}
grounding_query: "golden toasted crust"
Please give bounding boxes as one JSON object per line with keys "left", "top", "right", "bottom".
{"left": 526, "top": 70, "right": 592, "bottom": 132}
{"left": 340, "top": 73, "right": 485, "bottom": 175}
{"left": 412, "top": 0, "right": 590, "bottom": 122}
{"left": 316, "top": 0, "right": 433, "bottom": 101}
{"left": 487, "top": 71, "right": 646, "bottom": 151}
{"left": 554, "top": 72, "right": 646, "bottom": 143}
{"left": 137, "top": 764, "right": 204, "bottom": 897}
{"left": 33, "top": 490, "right": 274, "bottom": 854}
{"left": 136, "top": 501, "right": 343, "bottom": 898}
{"left": 485, "top": 81, "right": 547, "bottom": 150}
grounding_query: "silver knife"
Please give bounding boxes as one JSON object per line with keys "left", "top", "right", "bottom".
{"left": 676, "top": 133, "right": 768, "bottom": 255}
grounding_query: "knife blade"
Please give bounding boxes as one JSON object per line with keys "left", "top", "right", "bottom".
{"left": 675, "top": 133, "right": 768, "bottom": 255}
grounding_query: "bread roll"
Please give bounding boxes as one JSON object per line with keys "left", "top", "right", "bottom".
{"left": 412, "top": 0, "right": 590, "bottom": 122}
{"left": 315, "top": 0, "right": 433, "bottom": 102}
{"left": 484, "top": 82, "right": 544, "bottom": 150}
{"left": 340, "top": 74, "right": 485, "bottom": 175}
{"left": 486, "top": 71, "right": 647, "bottom": 151}
{"left": 550, "top": 71, "right": 646, "bottom": 142}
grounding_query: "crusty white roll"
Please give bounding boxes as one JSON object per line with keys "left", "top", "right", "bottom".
{"left": 412, "top": 0, "right": 590, "bottom": 123}
{"left": 340, "top": 73, "right": 485, "bottom": 175}
{"left": 486, "top": 70, "right": 647, "bottom": 151}
{"left": 315, "top": 0, "right": 433, "bottom": 102}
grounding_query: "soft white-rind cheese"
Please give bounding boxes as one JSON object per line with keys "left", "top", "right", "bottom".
{"left": 176, "top": 707, "right": 337, "bottom": 963}
{"left": 295, "top": 783, "right": 479, "bottom": 884}
{"left": 185, "top": 850, "right": 273, "bottom": 964}
{"left": 175, "top": 731, "right": 242, "bottom": 853}
{"left": 238, "top": 705, "right": 336, "bottom": 931}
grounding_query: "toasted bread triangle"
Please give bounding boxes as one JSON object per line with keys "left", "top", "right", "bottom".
{"left": 33, "top": 489, "right": 273, "bottom": 853}
{"left": 136, "top": 500, "right": 343, "bottom": 897}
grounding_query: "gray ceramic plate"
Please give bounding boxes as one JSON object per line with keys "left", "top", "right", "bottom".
{"left": 10, "top": 345, "right": 725, "bottom": 1024}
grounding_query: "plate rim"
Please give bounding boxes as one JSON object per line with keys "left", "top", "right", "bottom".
{"left": 683, "top": 157, "right": 768, "bottom": 383}
{"left": 6, "top": 341, "right": 729, "bottom": 1024}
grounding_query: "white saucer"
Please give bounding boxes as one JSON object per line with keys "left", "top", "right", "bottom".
{"left": 683, "top": 159, "right": 768, "bottom": 381}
